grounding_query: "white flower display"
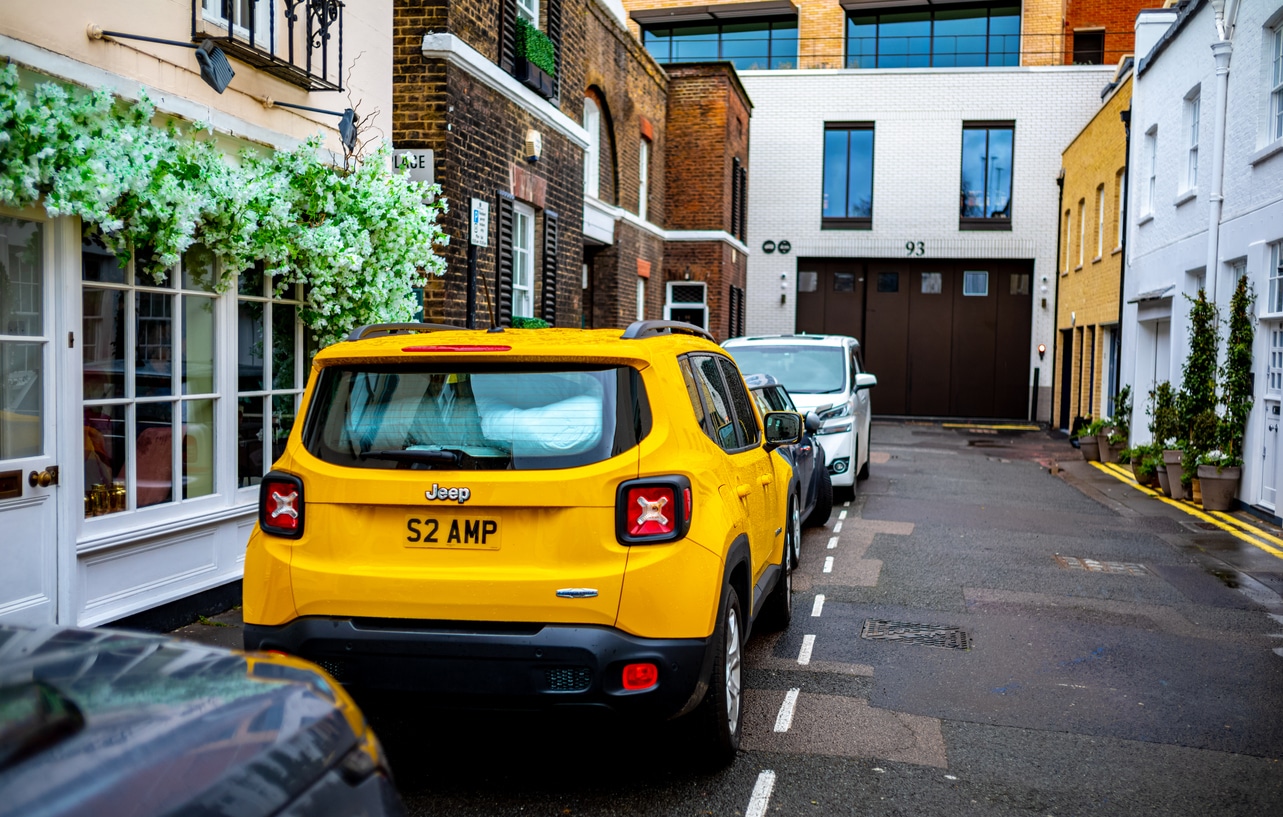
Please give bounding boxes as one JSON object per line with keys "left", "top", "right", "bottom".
{"left": 0, "top": 66, "right": 448, "bottom": 345}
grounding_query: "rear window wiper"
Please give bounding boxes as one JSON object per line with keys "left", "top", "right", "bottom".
{"left": 359, "top": 448, "right": 461, "bottom": 466}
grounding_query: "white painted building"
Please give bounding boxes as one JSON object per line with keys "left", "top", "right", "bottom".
{"left": 738, "top": 64, "right": 1114, "bottom": 419}
{"left": 0, "top": 1, "right": 394, "bottom": 627}
{"left": 1122, "top": 0, "right": 1283, "bottom": 515}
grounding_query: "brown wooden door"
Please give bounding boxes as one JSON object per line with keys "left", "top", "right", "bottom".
{"left": 993, "top": 262, "right": 1034, "bottom": 418}
{"left": 863, "top": 262, "right": 909, "bottom": 415}
{"left": 907, "top": 263, "right": 954, "bottom": 416}
{"left": 950, "top": 265, "right": 998, "bottom": 417}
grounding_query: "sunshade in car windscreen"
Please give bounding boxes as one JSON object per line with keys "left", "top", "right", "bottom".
{"left": 302, "top": 365, "right": 650, "bottom": 470}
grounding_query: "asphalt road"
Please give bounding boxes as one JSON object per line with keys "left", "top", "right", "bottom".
{"left": 175, "top": 421, "right": 1283, "bottom": 815}
{"left": 385, "top": 422, "right": 1283, "bottom": 816}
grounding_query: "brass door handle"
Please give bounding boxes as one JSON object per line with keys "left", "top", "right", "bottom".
{"left": 28, "top": 466, "right": 59, "bottom": 488}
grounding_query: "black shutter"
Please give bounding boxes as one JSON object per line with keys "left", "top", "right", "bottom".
{"left": 546, "top": 0, "right": 563, "bottom": 100}
{"left": 496, "top": 191, "right": 515, "bottom": 327}
{"left": 499, "top": 0, "right": 517, "bottom": 75}
{"left": 731, "top": 158, "right": 741, "bottom": 238}
{"left": 738, "top": 165, "right": 748, "bottom": 241}
{"left": 728, "top": 285, "right": 740, "bottom": 338}
{"left": 541, "top": 210, "right": 559, "bottom": 325}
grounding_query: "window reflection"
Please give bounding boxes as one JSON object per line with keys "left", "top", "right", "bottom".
{"left": 642, "top": 18, "right": 799, "bottom": 70}
{"left": 960, "top": 125, "right": 1013, "bottom": 221}
{"left": 846, "top": 5, "right": 1020, "bottom": 68}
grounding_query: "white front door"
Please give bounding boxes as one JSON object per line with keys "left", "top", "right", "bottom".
{"left": 1262, "top": 401, "right": 1280, "bottom": 510}
{"left": 0, "top": 213, "right": 59, "bottom": 625}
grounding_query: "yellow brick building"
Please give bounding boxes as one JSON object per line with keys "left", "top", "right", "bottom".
{"left": 1055, "top": 64, "right": 1132, "bottom": 432}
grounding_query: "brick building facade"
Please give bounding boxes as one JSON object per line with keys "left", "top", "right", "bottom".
{"left": 394, "top": 0, "right": 751, "bottom": 337}
{"left": 1056, "top": 66, "right": 1132, "bottom": 431}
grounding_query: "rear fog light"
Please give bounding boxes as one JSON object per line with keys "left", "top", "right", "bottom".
{"left": 622, "top": 663, "right": 659, "bottom": 691}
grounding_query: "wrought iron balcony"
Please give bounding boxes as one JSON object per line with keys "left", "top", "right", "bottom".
{"left": 191, "top": 0, "right": 344, "bottom": 92}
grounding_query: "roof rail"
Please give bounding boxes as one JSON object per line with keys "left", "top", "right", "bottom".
{"left": 346, "top": 322, "right": 463, "bottom": 342}
{"left": 620, "top": 320, "right": 715, "bottom": 342}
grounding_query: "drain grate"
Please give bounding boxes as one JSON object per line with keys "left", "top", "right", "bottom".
{"left": 1181, "top": 520, "right": 1222, "bottom": 532}
{"left": 860, "top": 619, "right": 971, "bottom": 650}
{"left": 1053, "top": 554, "right": 1149, "bottom": 575}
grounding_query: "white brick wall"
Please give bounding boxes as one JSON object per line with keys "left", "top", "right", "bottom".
{"left": 738, "top": 65, "right": 1115, "bottom": 417}
{"left": 1124, "top": 0, "right": 1283, "bottom": 511}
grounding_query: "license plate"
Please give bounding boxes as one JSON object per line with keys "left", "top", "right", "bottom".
{"left": 405, "top": 515, "right": 501, "bottom": 549}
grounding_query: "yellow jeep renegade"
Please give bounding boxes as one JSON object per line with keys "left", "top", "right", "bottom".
{"left": 243, "top": 320, "right": 802, "bottom": 762}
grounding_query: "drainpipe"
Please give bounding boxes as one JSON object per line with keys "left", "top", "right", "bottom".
{"left": 1117, "top": 103, "right": 1132, "bottom": 406}
{"left": 1051, "top": 169, "right": 1066, "bottom": 430}
{"left": 1205, "top": 0, "right": 1240, "bottom": 306}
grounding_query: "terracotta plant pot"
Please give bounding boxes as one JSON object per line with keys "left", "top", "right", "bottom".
{"left": 1079, "top": 435, "right": 1101, "bottom": 461}
{"left": 1162, "top": 449, "right": 1185, "bottom": 500}
{"left": 1156, "top": 465, "right": 1171, "bottom": 496}
{"left": 1096, "top": 433, "right": 1114, "bottom": 463}
{"left": 1197, "top": 464, "right": 1241, "bottom": 511}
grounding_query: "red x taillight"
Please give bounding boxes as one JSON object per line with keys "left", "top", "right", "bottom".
{"left": 259, "top": 472, "right": 305, "bottom": 539}
{"left": 616, "top": 477, "right": 691, "bottom": 545}
{"left": 621, "top": 662, "right": 659, "bottom": 691}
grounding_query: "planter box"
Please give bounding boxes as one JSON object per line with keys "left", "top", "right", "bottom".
{"left": 1096, "top": 433, "right": 1113, "bottom": 463}
{"left": 1078, "top": 435, "right": 1100, "bottom": 461}
{"left": 516, "top": 58, "right": 556, "bottom": 99}
{"left": 1197, "top": 464, "right": 1241, "bottom": 511}
{"left": 1162, "top": 449, "right": 1185, "bottom": 501}
{"left": 1156, "top": 465, "right": 1171, "bottom": 496}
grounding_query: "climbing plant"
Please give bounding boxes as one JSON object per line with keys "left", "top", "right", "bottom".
{"left": 0, "top": 65, "right": 447, "bottom": 345}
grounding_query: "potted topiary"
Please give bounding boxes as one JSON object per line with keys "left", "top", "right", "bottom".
{"left": 1151, "top": 381, "right": 1181, "bottom": 498}
{"left": 1199, "top": 276, "right": 1254, "bottom": 511}
{"left": 1178, "top": 289, "right": 1220, "bottom": 502}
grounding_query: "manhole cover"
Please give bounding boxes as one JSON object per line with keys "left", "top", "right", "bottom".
{"left": 860, "top": 619, "right": 971, "bottom": 650}
{"left": 1181, "top": 520, "right": 1221, "bottom": 532}
{"left": 1053, "top": 554, "right": 1149, "bottom": 575}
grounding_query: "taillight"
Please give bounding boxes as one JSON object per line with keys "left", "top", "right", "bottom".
{"left": 259, "top": 471, "right": 305, "bottom": 539}
{"left": 615, "top": 476, "right": 691, "bottom": 545}
{"left": 621, "top": 662, "right": 659, "bottom": 691}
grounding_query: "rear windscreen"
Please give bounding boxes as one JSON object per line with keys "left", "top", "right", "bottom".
{"left": 302, "top": 364, "right": 650, "bottom": 470}
{"left": 726, "top": 346, "right": 847, "bottom": 395}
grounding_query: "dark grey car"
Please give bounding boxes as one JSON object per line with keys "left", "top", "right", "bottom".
{"left": 0, "top": 624, "right": 404, "bottom": 817}
{"left": 746, "top": 373, "right": 834, "bottom": 550}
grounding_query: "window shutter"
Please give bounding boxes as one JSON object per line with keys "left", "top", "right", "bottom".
{"left": 728, "top": 285, "right": 741, "bottom": 338}
{"left": 738, "top": 165, "right": 748, "bottom": 241}
{"left": 546, "top": 0, "right": 563, "bottom": 99}
{"left": 541, "top": 210, "right": 559, "bottom": 325}
{"left": 730, "top": 158, "right": 741, "bottom": 238}
{"left": 499, "top": 0, "right": 517, "bottom": 75}
{"left": 496, "top": 191, "right": 515, "bottom": 327}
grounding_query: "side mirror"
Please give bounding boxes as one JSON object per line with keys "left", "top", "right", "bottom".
{"left": 855, "top": 372, "right": 878, "bottom": 390}
{"left": 804, "top": 412, "right": 822, "bottom": 433}
{"left": 763, "top": 411, "right": 803, "bottom": 450}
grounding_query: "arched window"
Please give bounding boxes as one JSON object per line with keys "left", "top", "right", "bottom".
{"left": 583, "top": 96, "right": 601, "bottom": 198}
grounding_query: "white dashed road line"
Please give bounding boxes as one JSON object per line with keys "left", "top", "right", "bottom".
{"left": 839, "top": 510, "right": 847, "bottom": 521}
{"left": 811, "top": 594, "right": 825, "bottom": 617}
{"left": 827, "top": 536, "right": 839, "bottom": 549}
{"left": 798, "top": 634, "right": 815, "bottom": 665}
{"left": 774, "top": 688, "right": 801, "bottom": 732}
{"left": 745, "top": 771, "right": 777, "bottom": 817}
{"left": 823, "top": 556, "right": 834, "bottom": 573}
{"left": 833, "top": 521, "right": 843, "bottom": 533}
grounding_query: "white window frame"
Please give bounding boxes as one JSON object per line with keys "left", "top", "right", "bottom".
{"left": 1116, "top": 170, "right": 1125, "bottom": 249}
{"left": 635, "top": 277, "right": 646, "bottom": 321}
{"left": 201, "top": 0, "right": 273, "bottom": 46}
{"left": 1184, "top": 89, "right": 1200, "bottom": 192}
{"left": 516, "top": 0, "right": 539, "bottom": 26}
{"left": 962, "top": 270, "right": 989, "bottom": 297}
{"left": 638, "top": 138, "right": 650, "bottom": 221}
{"left": 1270, "top": 242, "right": 1283, "bottom": 316}
{"left": 583, "top": 98, "right": 601, "bottom": 199}
{"left": 1270, "top": 325, "right": 1283, "bottom": 396}
{"left": 1063, "top": 209, "right": 1072, "bottom": 273}
{"left": 1271, "top": 24, "right": 1283, "bottom": 144}
{"left": 513, "top": 202, "right": 535, "bottom": 318}
{"left": 1145, "top": 127, "right": 1158, "bottom": 214}
{"left": 1077, "top": 198, "right": 1085, "bottom": 267}
{"left": 1096, "top": 184, "right": 1105, "bottom": 259}
{"left": 664, "top": 281, "right": 708, "bottom": 329}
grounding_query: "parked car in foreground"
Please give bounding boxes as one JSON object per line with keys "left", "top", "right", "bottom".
{"left": 723, "top": 334, "right": 876, "bottom": 496}
{"left": 745, "top": 373, "right": 833, "bottom": 540}
{"left": 242, "top": 320, "right": 802, "bottom": 765}
{"left": 0, "top": 623, "right": 402, "bottom": 817}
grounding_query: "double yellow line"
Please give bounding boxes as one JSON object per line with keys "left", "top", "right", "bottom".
{"left": 1090, "top": 461, "right": 1283, "bottom": 560}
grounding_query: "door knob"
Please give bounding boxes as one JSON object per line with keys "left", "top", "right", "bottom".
{"left": 28, "top": 466, "right": 59, "bottom": 488}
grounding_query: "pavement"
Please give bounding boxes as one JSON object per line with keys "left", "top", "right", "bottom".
{"left": 165, "top": 422, "right": 1283, "bottom": 647}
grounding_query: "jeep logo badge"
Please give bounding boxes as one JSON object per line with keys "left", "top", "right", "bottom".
{"left": 425, "top": 483, "right": 471, "bottom": 503}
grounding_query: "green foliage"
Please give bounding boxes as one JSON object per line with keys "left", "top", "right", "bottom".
{"left": 1138, "top": 444, "right": 1164, "bottom": 479}
{"left": 1177, "top": 289, "right": 1220, "bottom": 469}
{"left": 0, "top": 65, "right": 448, "bottom": 345}
{"left": 1075, "top": 417, "right": 1106, "bottom": 439}
{"left": 515, "top": 18, "right": 558, "bottom": 77}
{"left": 1109, "top": 384, "right": 1132, "bottom": 445}
{"left": 1149, "top": 381, "right": 1180, "bottom": 446}
{"left": 510, "top": 316, "right": 550, "bottom": 329}
{"left": 1220, "top": 275, "right": 1255, "bottom": 462}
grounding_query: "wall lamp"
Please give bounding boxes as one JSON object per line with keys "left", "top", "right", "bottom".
{"left": 87, "top": 24, "right": 234, "bottom": 94}
{"left": 263, "top": 98, "right": 358, "bottom": 152}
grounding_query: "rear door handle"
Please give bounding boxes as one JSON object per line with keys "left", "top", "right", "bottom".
{"left": 758, "top": 475, "right": 773, "bottom": 487}
{"left": 736, "top": 484, "right": 751, "bottom": 498}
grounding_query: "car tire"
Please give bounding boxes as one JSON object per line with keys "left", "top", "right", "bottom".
{"left": 805, "top": 466, "right": 833, "bottom": 528}
{"left": 760, "top": 496, "right": 796, "bottom": 631}
{"left": 693, "top": 582, "right": 745, "bottom": 766}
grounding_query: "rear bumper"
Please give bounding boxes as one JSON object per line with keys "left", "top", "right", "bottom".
{"left": 245, "top": 617, "right": 713, "bottom": 720}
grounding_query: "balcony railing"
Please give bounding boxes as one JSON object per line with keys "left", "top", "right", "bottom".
{"left": 191, "top": 0, "right": 344, "bottom": 92}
